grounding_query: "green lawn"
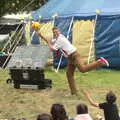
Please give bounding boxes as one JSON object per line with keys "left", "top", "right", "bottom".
{"left": 0, "top": 68, "right": 120, "bottom": 120}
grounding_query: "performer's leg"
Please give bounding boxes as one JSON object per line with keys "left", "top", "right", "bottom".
{"left": 74, "top": 52, "right": 109, "bottom": 73}
{"left": 66, "top": 61, "right": 77, "bottom": 95}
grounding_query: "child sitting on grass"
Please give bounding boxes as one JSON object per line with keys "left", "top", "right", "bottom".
{"left": 74, "top": 103, "right": 93, "bottom": 120}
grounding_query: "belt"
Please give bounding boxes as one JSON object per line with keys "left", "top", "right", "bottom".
{"left": 68, "top": 50, "right": 77, "bottom": 58}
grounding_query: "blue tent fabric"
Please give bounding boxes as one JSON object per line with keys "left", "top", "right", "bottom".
{"left": 54, "top": 17, "right": 73, "bottom": 41}
{"left": 53, "top": 50, "right": 68, "bottom": 68}
{"left": 31, "top": 0, "right": 120, "bottom": 69}
{"left": 95, "top": 17, "right": 120, "bottom": 68}
{"left": 30, "top": 30, "right": 40, "bottom": 44}
{"left": 32, "top": 0, "right": 120, "bottom": 20}
{"left": 31, "top": 32, "right": 40, "bottom": 44}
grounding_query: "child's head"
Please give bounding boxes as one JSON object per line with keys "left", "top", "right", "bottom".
{"left": 76, "top": 103, "right": 88, "bottom": 114}
{"left": 50, "top": 103, "right": 68, "bottom": 120}
{"left": 37, "top": 113, "right": 52, "bottom": 120}
{"left": 106, "top": 91, "right": 117, "bottom": 103}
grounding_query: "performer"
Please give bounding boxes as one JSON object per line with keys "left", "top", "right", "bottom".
{"left": 35, "top": 26, "right": 109, "bottom": 95}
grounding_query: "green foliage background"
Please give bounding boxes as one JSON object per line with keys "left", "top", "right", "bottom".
{"left": 0, "top": 0, "right": 48, "bottom": 17}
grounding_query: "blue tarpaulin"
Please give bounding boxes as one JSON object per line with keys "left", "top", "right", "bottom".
{"left": 95, "top": 15, "right": 120, "bottom": 68}
{"left": 32, "top": 0, "right": 120, "bottom": 20}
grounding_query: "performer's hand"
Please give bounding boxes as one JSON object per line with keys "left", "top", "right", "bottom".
{"left": 50, "top": 47, "right": 54, "bottom": 52}
{"left": 35, "top": 30, "right": 40, "bottom": 36}
{"left": 36, "top": 31, "right": 44, "bottom": 40}
{"left": 63, "top": 54, "right": 68, "bottom": 58}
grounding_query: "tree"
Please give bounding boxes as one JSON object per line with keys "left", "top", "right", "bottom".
{"left": 0, "top": 0, "right": 48, "bottom": 17}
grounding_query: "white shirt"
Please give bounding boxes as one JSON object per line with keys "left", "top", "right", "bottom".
{"left": 74, "top": 114, "right": 93, "bottom": 120}
{"left": 52, "top": 34, "right": 76, "bottom": 56}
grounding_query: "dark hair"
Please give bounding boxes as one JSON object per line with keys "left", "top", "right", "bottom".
{"left": 52, "top": 27, "right": 59, "bottom": 31}
{"left": 18, "top": 118, "right": 27, "bottom": 120}
{"left": 37, "top": 113, "right": 52, "bottom": 120}
{"left": 50, "top": 103, "right": 68, "bottom": 120}
{"left": 76, "top": 104, "right": 88, "bottom": 114}
{"left": 106, "top": 91, "right": 117, "bottom": 104}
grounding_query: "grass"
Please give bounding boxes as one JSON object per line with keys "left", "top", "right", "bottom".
{"left": 0, "top": 68, "right": 120, "bottom": 120}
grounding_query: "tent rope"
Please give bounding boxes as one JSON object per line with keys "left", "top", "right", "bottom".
{"left": 1, "top": 0, "right": 38, "bottom": 52}
{"left": 0, "top": 24, "right": 5, "bottom": 31}
{"left": 1, "top": 22, "right": 22, "bottom": 52}
{"left": 20, "top": 0, "right": 35, "bottom": 12}
{"left": 2, "top": 26, "right": 24, "bottom": 68}
{"left": 1, "top": 0, "right": 36, "bottom": 52}
{"left": 7, "top": 25, "right": 24, "bottom": 53}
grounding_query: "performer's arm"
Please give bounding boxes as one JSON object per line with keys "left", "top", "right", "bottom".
{"left": 84, "top": 91, "right": 99, "bottom": 107}
{"left": 37, "top": 32, "right": 54, "bottom": 51}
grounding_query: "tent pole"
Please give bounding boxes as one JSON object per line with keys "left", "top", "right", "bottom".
{"left": 87, "top": 14, "right": 98, "bottom": 64}
{"left": 55, "top": 16, "right": 74, "bottom": 73}
{"left": 55, "top": 52, "right": 63, "bottom": 73}
{"left": 52, "top": 14, "right": 57, "bottom": 27}
{"left": 67, "top": 16, "right": 74, "bottom": 39}
{"left": 30, "top": 30, "right": 35, "bottom": 45}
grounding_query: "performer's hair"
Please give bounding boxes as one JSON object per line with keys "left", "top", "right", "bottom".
{"left": 52, "top": 27, "right": 59, "bottom": 30}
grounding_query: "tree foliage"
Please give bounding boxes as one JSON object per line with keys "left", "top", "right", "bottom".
{"left": 0, "top": 0, "right": 48, "bottom": 17}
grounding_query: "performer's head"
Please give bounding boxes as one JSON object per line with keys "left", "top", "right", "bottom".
{"left": 52, "top": 27, "right": 60, "bottom": 38}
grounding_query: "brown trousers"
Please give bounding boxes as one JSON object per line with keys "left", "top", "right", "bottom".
{"left": 66, "top": 51, "right": 104, "bottom": 95}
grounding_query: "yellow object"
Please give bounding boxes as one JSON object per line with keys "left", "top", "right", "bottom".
{"left": 96, "top": 9, "right": 101, "bottom": 14}
{"left": 32, "top": 22, "right": 41, "bottom": 30}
